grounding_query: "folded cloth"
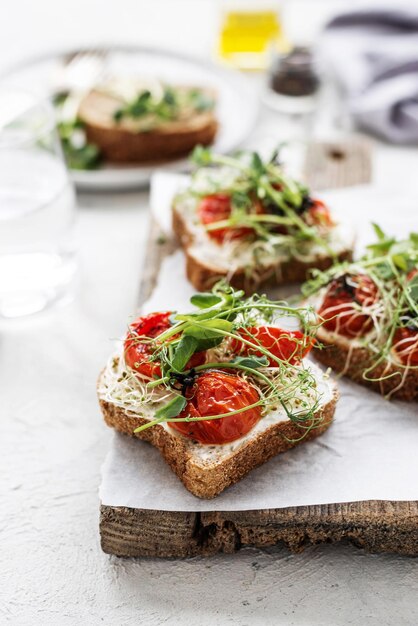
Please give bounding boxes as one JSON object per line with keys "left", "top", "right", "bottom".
{"left": 321, "top": 7, "right": 418, "bottom": 143}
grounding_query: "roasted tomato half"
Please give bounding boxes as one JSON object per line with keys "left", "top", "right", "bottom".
{"left": 407, "top": 268, "right": 418, "bottom": 281}
{"left": 232, "top": 326, "right": 314, "bottom": 365}
{"left": 124, "top": 311, "right": 204, "bottom": 380}
{"left": 170, "top": 370, "right": 261, "bottom": 444}
{"left": 393, "top": 269, "right": 418, "bottom": 366}
{"left": 392, "top": 326, "right": 418, "bottom": 366}
{"left": 198, "top": 193, "right": 260, "bottom": 243}
{"left": 318, "top": 274, "right": 379, "bottom": 338}
{"left": 305, "top": 198, "right": 334, "bottom": 227}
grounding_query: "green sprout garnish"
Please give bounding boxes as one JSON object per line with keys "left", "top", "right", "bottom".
{"left": 54, "top": 93, "right": 101, "bottom": 170}
{"left": 103, "top": 283, "right": 328, "bottom": 440}
{"left": 179, "top": 147, "right": 337, "bottom": 260}
{"left": 302, "top": 225, "right": 418, "bottom": 386}
{"left": 113, "top": 86, "right": 215, "bottom": 124}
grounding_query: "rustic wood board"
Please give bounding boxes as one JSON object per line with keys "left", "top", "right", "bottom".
{"left": 100, "top": 140, "right": 418, "bottom": 558}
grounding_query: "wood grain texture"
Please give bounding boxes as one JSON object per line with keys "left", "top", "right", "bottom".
{"left": 100, "top": 140, "right": 418, "bottom": 558}
{"left": 101, "top": 502, "right": 418, "bottom": 558}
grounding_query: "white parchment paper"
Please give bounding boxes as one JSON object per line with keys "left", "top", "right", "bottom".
{"left": 100, "top": 174, "right": 418, "bottom": 510}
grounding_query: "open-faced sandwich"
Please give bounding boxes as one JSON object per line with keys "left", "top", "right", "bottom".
{"left": 303, "top": 226, "right": 418, "bottom": 401}
{"left": 55, "top": 79, "right": 217, "bottom": 167}
{"left": 172, "top": 147, "right": 354, "bottom": 294}
{"left": 98, "top": 284, "right": 339, "bottom": 498}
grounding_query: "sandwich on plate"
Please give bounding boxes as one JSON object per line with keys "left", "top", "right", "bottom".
{"left": 172, "top": 147, "right": 353, "bottom": 293}
{"left": 56, "top": 78, "right": 217, "bottom": 168}
{"left": 98, "top": 284, "right": 339, "bottom": 498}
{"left": 303, "top": 226, "right": 418, "bottom": 401}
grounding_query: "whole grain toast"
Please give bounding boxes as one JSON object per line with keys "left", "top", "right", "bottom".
{"left": 98, "top": 372, "right": 339, "bottom": 499}
{"left": 79, "top": 89, "right": 218, "bottom": 164}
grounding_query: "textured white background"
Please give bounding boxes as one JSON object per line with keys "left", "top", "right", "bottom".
{"left": 1, "top": 2, "right": 418, "bottom": 625}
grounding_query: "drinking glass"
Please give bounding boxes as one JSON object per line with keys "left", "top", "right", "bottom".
{"left": 0, "top": 90, "right": 77, "bottom": 318}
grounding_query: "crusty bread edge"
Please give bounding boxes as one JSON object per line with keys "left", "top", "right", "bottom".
{"left": 172, "top": 205, "right": 353, "bottom": 293}
{"left": 313, "top": 338, "right": 418, "bottom": 402}
{"left": 98, "top": 378, "right": 339, "bottom": 499}
{"left": 84, "top": 117, "right": 218, "bottom": 164}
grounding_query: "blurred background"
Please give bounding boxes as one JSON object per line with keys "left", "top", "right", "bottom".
{"left": 1, "top": 0, "right": 333, "bottom": 70}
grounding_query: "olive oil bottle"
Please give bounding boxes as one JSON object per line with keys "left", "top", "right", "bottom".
{"left": 217, "top": 2, "right": 285, "bottom": 70}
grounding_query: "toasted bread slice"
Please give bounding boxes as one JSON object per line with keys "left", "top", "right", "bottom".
{"left": 78, "top": 88, "right": 218, "bottom": 164}
{"left": 173, "top": 203, "right": 353, "bottom": 293}
{"left": 98, "top": 361, "right": 338, "bottom": 499}
{"left": 314, "top": 327, "right": 418, "bottom": 401}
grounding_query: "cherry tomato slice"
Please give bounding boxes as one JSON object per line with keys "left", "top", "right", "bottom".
{"left": 124, "top": 311, "right": 204, "bottom": 380}
{"left": 129, "top": 311, "right": 172, "bottom": 339}
{"left": 407, "top": 268, "right": 418, "bottom": 281}
{"left": 392, "top": 269, "right": 418, "bottom": 366}
{"left": 306, "top": 199, "right": 334, "bottom": 227}
{"left": 170, "top": 370, "right": 261, "bottom": 444}
{"left": 198, "top": 193, "right": 258, "bottom": 243}
{"left": 393, "top": 327, "right": 418, "bottom": 366}
{"left": 318, "top": 274, "right": 378, "bottom": 338}
{"left": 232, "top": 326, "right": 314, "bottom": 365}
{"left": 124, "top": 312, "right": 171, "bottom": 379}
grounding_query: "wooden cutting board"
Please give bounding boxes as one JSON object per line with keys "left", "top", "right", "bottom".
{"left": 100, "top": 140, "right": 418, "bottom": 558}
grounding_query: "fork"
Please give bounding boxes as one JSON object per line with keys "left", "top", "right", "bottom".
{"left": 53, "top": 47, "right": 110, "bottom": 95}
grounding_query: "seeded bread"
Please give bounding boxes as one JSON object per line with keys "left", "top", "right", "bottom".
{"left": 78, "top": 89, "right": 218, "bottom": 164}
{"left": 314, "top": 331, "right": 418, "bottom": 402}
{"left": 98, "top": 371, "right": 338, "bottom": 499}
{"left": 172, "top": 205, "right": 353, "bottom": 294}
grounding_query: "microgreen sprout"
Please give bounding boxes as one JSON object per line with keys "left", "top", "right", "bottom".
{"left": 113, "top": 86, "right": 215, "bottom": 124}
{"left": 53, "top": 93, "right": 101, "bottom": 170}
{"left": 187, "top": 147, "right": 336, "bottom": 258}
{"left": 302, "top": 226, "right": 418, "bottom": 392}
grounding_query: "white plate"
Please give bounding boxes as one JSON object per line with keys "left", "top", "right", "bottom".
{"left": 0, "top": 46, "right": 260, "bottom": 191}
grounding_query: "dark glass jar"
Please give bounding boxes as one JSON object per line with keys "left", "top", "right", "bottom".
{"left": 270, "top": 46, "right": 320, "bottom": 97}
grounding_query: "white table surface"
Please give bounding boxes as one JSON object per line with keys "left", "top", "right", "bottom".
{"left": 1, "top": 2, "right": 418, "bottom": 625}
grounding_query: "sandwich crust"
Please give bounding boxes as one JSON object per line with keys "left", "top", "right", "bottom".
{"left": 98, "top": 380, "right": 339, "bottom": 499}
{"left": 314, "top": 339, "right": 418, "bottom": 401}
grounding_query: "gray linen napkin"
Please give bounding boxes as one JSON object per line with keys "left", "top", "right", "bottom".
{"left": 322, "top": 7, "right": 418, "bottom": 143}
